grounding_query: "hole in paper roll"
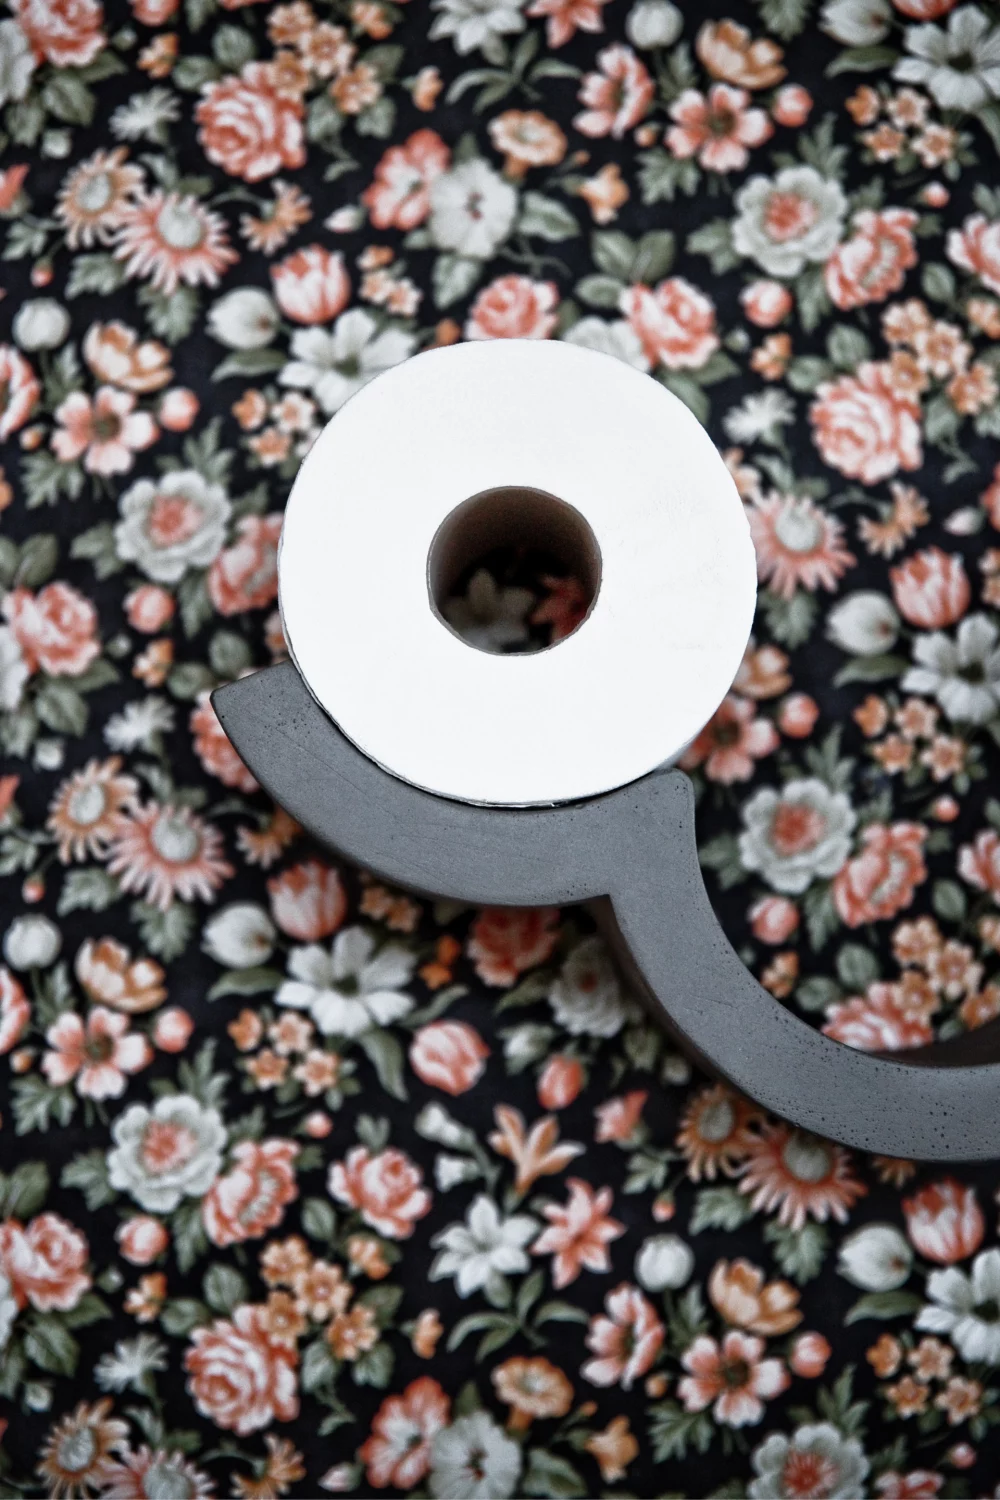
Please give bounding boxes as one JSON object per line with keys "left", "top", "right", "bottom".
{"left": 427, "top": 486, "right": 602, "bottom": 656}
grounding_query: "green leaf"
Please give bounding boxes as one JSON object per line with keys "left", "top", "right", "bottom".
{"left": 42, "top": 73, "right": 95, "bottom": 125}
{"left": 764, "top": 1219, "right": 829, "bottom": 1284}
{"left": 519, "top": 192, "right": 579, "bottom": 242}
{"left": 576, "top": 274, "right": 625, "bottom": 309}
{"left": 12, "top": 1076, "right": 74, "bottom": 1135}
{"left": 204, "top": 1264, "right": 248, "bottom": 1314}
{"left": 207, "top": 965, "right": 283, "bottom": 1001}
{"left": 356, "top": 96, "right": 396, "bottom": 139}
{"left": 977, "top": 103, "right": 1000, "bottom": 158}
{"left": 932, "top": 879, "right": 967, "bottom": 923}
{"left": 61, "top": 1150, "right": 114, "bottom": 1210}
{"left": 171, "top": 1199, "right": 209, "bottom": 1275}
{"left": 63, "top": 1291, "right": 112, "bottom": 1329}
{"left": 213, "top": 23, "right": 256, "bottom": 68}
{"left": 833, "top": 653, "right": 908, "bottom": 686}
{"left": 131, "top": 900, "right": 196, "bottom": 962}
{"left": 787, "top": 355, "right": 835, "bottom": 393}
{"left": 522, "top": 1450, "right": 587, "bottom": 1498}
{"left": 35, "top": 681, "right": 88, "bottom": 736}
{"left": 659, "top": 371, "right": 709, "bottom": 426}
{"left": 591, "top": 230, "right": 636, "bottom": 281}
{"left": 760, "top": 589, "right": 817, "bottom": 649}
{"left": 796, "top": 975, "right": 841, "bottom": 1013}
{"left": 698, "top": 833, "right": 746, "bottom": 891}
{"left": 925, "top": 392, "right": 960, "bottom": 444}
{"left": 177, "top": 572, "right": 214, "bottom": 639}
{"left": 637, "top": 149, "right": 699, "bottom": 205}
{"left": 160, "top": 1298, "right": 211, "bottom": 1335}
{"left": 212, "top": 348, "right": 286, "bottom": 382}
{"left": 690, "top": 1185, "right": 755, "bottom": 1233}
{"left": 22, "top": 451, "right": 84, "bottom": 509}
{"left": 631, "top": 230, "right": 675, "bottom": 284}
{"left": 70, "top": 523, "right": 124, "bottom": 579}
{"left": 759, "top": 0, "right": 812, "bottom": 40}
{"left": 167, "top": 662, "right": 215, "bottom": 701}
{"left": 172, "top": 56, "right": 220, "bottom": 91}
{"left": 24, "top": 1316, "right": 79, "bottom": 1376}
{"left": 0, "top": 1161, "right": 49, "bottom": 1219}
{"left": 803, "top": 882, "right": 839, "bottom": 952}
{"left": 301, "top": 1337, "right": 338, "bottom": 1392}
{"left": 433, "top": 253, "right": 481, "bottom": 308}
{"left": 66, "top": 253, "right": 127, "bottom": 299}
{"left": 357, "top": 1029, "right": 408, "bottom": 1100}
{"left": 921, "top": 262, "right": 956, "bottom": 304}
{"left": 137, "top": 284, "right": 200, "bottom": 344}
{"left": 797, "top": 265, "right": 830, "bottom": 334}
{"left": 845, "top": 1290, "right": 922, "bottom": 1324}
{"left": 209, "top": 629, "right": 253, "bottom": 679}
{"left": 649, "top": 1401, "right": 714, "bottom": 1463}
{"left": 687, "top": 219, "right": 739, "bottom": 275}
{"left": 534, "top": 1300, "right": 590, "bottom": 1325}
{"left": 836, "top": 943, "right": 880, "bottom": 991}
{"left": 16, "top": 534, "right": 59, "bottom": 589}
{"left": 826, "top": 45, "right": 900, "bottom": 76}
{"left": 301, "top": 1197, "right": 338, "bottom": 1242}
{"left": 352, "top": 1341, "right": 394, "bottom": 1387}
{"left": 827, "top": 324, "right": 871, "bottom": 370}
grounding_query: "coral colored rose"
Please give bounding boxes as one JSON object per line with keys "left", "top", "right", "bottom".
{"left": 14, "top": 0, "right": 106, "bottom": 66}
{"left": 740, "top": 279, "right": 792, "bottom": 327}
{"left": 0, "top": 968, "right": 30, "bottom": 1054}
{"left": 203, "top": 1139, "right": 299, "bottom": 1247}
{"left": 810, "top": 362, "right": 921, "bottom": 484}
{"left": 467, "top": 907, "right": 559, "bottom": 986}
{"left": 359, "top": 1376, "right": 450, "bottom": 1490}
{"left": 537, "top": 1055, "right": 584, "bottom": 1110}
{"left": 272, "top": 246, "right": 350, "bottom": 325}
{"left": 131, "top": 0, "right": 177, "bottom": 21}
{"left": 772, "top": 84, "right": 812, "bottom": 127}
{"left": 125, "top": 584, "right": 174, "bottom": 633}
{"left": 890, "top": 547, "right": 970, "bottom": 629}
{"left": 959, "top": 829, "right": 1000, "bottom": 903}
{"left": 749, "top": 896, "right": 799, "bottom": 945}
{"left": 621, "top": 277, "right": 719, "bottom": 370}
{"left": 790, "top": 1331, "right": 831, "bottom": 1378}
{"left": 185, "top": 1304, "right": 299, "bottom": 1434}
{"left": 465, "top": 276, "right": 559, "bottom": 340}
{"left": 328, "top": 1146, "right": 430, "bottom": 1239}
{"left": 903, "top": 1179, "right": 984, "bottom": 1264}
{"left": 409, "top": 1021, "right": 489, "bottom": 1095}
{"left": 116, "top": 1215, "right": 169, "bottom": 1265}
{"left": 0, "top": 1212, "right": 91, "bottom": 1311}
{"left": 268, "top": 860, "right": 346, "bottom": 940}
{"left": 154, "top": 1006, "right": 194, "bottom": 1051}
{"left": 779, "top": 693, "right": 819, "bottom": 738}
{"left": 822, "top": 983, "right": 933, "bottom": 1051}
{"left": 833, "top": 822, "right": 928, "bottom": 927}
{"left": 583, "top": 1282, "right": 665, "bottom": 1388}
{"left": 196, "top": 64, "right": 305, "bottom": 183}
{"left": 207, "top": 514, "right": 282, "bottom": 615}
{"left": 4, "top": 582, "right": 100, "bottom": 678}
{"left": 363, "top": 129, "right": 450, "bottom": 231}
{"left": 825, "top": 209, "right": 918, "bottom": 311}
{"left": 575, "top": 44, "right": 653, "bottom": 139}
{"left": 190, "top": 693, "right": 258, "bottom": 793}
{"left": 159, "top": 388, "right": 199, "bottom": 431}
{"left": 0, "top": 346, "right": 40, "bottom": 440}
{"left": 948, "top": 213, "right": 1000, "bottom": 295}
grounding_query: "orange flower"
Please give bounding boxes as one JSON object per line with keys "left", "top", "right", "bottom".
{"left": 411, "top": 1308, "right": 443, "bottom": 1358}
{"left": 488, "top": 1105, "right": 584, "bottom": 1193}
{"left": 696, "top": 19, "right": 785, "bottom": 89}
{"left": 327, "top": 1303, "right": 378, "bottom": 1359}
{"left": 488, "top": 110, "right": 566, "bottom": 178}
{"left": 868, "top": 1331, "right": 903, "bottom": 1378}
{"left": 492, "top": 1356, "right": 573, "bottom": 1428}
{"left": 708, "top": 1258, "right": 802, "bottom": 1335}
{"left": 585, "top": 1415, "right": 638, "bottom": 1482}
{"left": 739, "top": 1125, "right": 866, "bottom": 1231}
{"left": 577, "top": 161, "right": 628, "bottom": 224}
{"left": 75, "top": 936, "right": 165, "bottom": 1014}
{"left": 676, "top": 1083, "right": 761, "bottom": 1180}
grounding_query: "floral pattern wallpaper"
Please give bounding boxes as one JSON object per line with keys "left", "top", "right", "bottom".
{"left": 3, "top": 0, "right": 1000, "bottom": 1494}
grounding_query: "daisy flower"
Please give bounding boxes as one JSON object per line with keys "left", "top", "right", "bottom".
{"left": 47, "top": 757, "right": 138, "bottom": 862}
{"left": 738, "top": 1124, "right": 867, "bottom": 1231}
{"left": 114, "top": 192, "right": 239, "bottom": 295}
{"left": 107, "top": 803, "right": 233, "bottom": 910}
{"left": 57, "top": 148, "right": 144, "bottom": 248}
{"left": 748, "top": 493, "right": 856, "bottom": 599}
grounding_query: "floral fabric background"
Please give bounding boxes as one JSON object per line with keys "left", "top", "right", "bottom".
{"left": 5, "top": 0, "right": 1000, "bottom": 1494}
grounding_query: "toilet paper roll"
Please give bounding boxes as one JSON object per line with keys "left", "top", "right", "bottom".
{"left": 278, "top": 339, "right": 757, "bottom": 807}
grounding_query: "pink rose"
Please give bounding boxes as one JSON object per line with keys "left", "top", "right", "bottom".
{"left": 409, "top": 1021, "right": 489, "bottom": 1095}
{"left": 622, "top": 277, "right": 719, "bottom": 370}
{"left": 116, "top": 1215, "right": 169, "bottom": 1265}
{"left": 465, "top": 276, "right": 558, "bottom": 340}
{"left": 810, "top": 362, "right": 921, "bottom": 484}
{"left": 185, "top": 1304, "right": 299, "bottom": 1434}
{"left": 328, "top": 1146, "right": 430, "bottom": 1239}
{"left": 272, "top": 246, "right": 350, "bottom": 325}
{"left": 0, "top": 1212, "right": 91, "bottom": 1311}
{"left": 4, "top": 582, "right": 100, "bottom": 677}
{"left": 890, "top": 547, "right": 970, "bottom": 629}
{"left": 268, "top": 860, "right": 346, "bottom": 940}
{"left": 903, "top": 1179, "right": 984, "bottom": 1264}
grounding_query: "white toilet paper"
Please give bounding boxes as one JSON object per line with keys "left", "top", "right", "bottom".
{"left": 278, "top": 339, "right": 756, "bottom": 807}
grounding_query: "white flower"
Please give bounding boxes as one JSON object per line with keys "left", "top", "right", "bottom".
{"left": 562, "top": 316, "right": 650, "bottom": 370}
{"left": 203, "top": 903, "right": 275, "bottom": 968}
{"left": 430, "top": 1194, "right": 537, "bottom": 1298}
{"left": 820, "top": 0, "right": 890, "bottom": 46}
{"left": 277, "top": 925, "right": 415, "bottom": 1038}
{"left": 428, "top": 160, "right": 517, "bottom": 259}
{"left": 837, "top": 1224, "right": 912, "bottom": 1291}
{"left": 34, "top": 739, "right": 64, "bottom": 772}
{"left": 435, "top": 1154, "right": 480, "bottom": 1190}
{"left": 548, "top": 935, "right": 633, "bottom": 1038}
{"left": 826, "top": 592, "right": 900, "bottom": 656}
{"left": 0, "top": 627, "right": 28, "bottom": 713}
{"left": 13, "top": 299, "right": 70, "bottom": 352}
{"left": 739, "top": 777, "right": 856, "bottom": 895}
{"left": 279, "top": 308, "right": 416, "bottom": 415}
{"left": 749, "top": 1423, "right": 869, "bottom": 1500}
{"left": 636, "top": 1234, "right": 694, "bottom": 1292}
{"left": 0, "top": 19, "right": 35, "bottom": 108}
{"left": 110, "top": 88, "right": 180, "bottom": 143}
{"left": 724, "top": 390, "right": 796, "bottom": 445}
{"left": 94, "top": 1334, "right": 168, "bottom": 1392}
{"left": 895, "top": 6, "right": 1000, "bottom": 112}
{"left": 430, "top": 1412, "right": 522, "bottom": 1500}
{"left": 0, "top": 1269, "right": 17, "bottom": 1353}
{"left": 104, "top": 696, "right": 175, "bottom": 753}
{"left": 4, "top": 915, "right": 61, "bottom": 970}
{"left": 903, "top": 614, "right": 1000, "bottom": 726}
{"left": 208, "top": 288, "right": 280, "bottom": 350}
{"left": 917, "top": 1247, "right": 1000, "bottom": 1364}
{"left": 501, "top": 1023, "right": 555, "bottom": 1067}
{"left": 416, "top": 1103, "right": 477, "bottom": 1150}
{"left": 115, "top": 469, "right": 231, "bottom": 585}
{"left": 107, "top": 1094, "right": 226, "bottom": 1213}
{"left": 442, "top": 568, "right": 534, "bottom": 653}
{"left": 429, "top": 0, "right": 526, "bottom": 64}
{"left": 626, "top": 0, "right": 683, "bottom": 49}
{"left": 733, "top": 166, "right": 846, "bottom": 278}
